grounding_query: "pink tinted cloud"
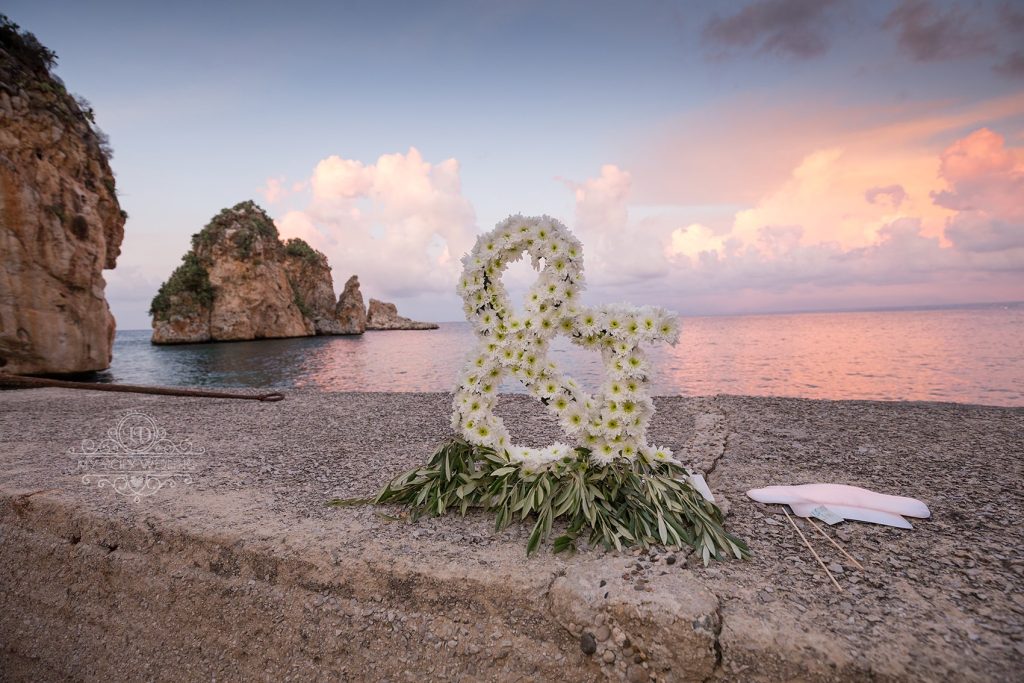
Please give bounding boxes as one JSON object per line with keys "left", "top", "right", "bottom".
{"left": 259, "top": 176, "right": 289, "bottom": 204}
{"left": 563, "top": 165, "right": 669, "bottom": 284}
{"left": 571, "top": 123, "right": 1024, "bottom": 311}
{"left": 865, "top": 184, "right": 907, "bottom": 208}
{"left": 274, "top": 147, "right": 477, "bottom": 300}
{"left": 629, "top": 92, "right": 1024, "bottom": 208}
{"left": 934, "top": 128, "right": 1024, "bottom": 252}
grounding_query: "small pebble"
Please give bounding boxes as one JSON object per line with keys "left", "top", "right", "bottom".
{"left": 602, "top": 649, "right": 616, "bottom": 663}
{"left": 580, "top": 632, "right": 597, "bottom": 655}
{"left": 627, "top": 665, "right": 649, "bottom": 683}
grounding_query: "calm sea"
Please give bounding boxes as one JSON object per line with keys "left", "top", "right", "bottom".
{"left": 103, "top": 304, "right": 1024, "bottom": 407}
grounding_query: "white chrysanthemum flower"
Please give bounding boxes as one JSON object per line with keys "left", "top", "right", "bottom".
{"left": 619, "top": 400, "right": 639, "bottom": 418}
{"left": 540, "top": 442, "right": 573, "bottom": 466}
{"left": 508, "top": 445, "right": 533, "bottom": 464}
{"left": 590, "top": 441, "right": 618, "bottom": 465}
{"left": 576, "top": 310, "right": 599, "bottom": 336}
{"left": 602, "top": 415, "right": 624, "bottom": 438}
{"left": 656, "top": 312, "right": 681, "bottom": 345}
{"left": 640, "top": 309, "right": 658, "bottom": 333}
{"left": 559, "top": 407, "right": 586, "bottom": 434}
{"left": 619, "top": 441, "right": 638, "bottom": 461}
{"left": 538, "top": 378, "right": 561, "bottom": 399}
{"left": 649, "top": 444, "right": 676, "bottom": 463}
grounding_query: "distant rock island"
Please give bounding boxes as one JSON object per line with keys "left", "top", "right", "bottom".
{"left": 366, "top": 299, "right": 438, "bottom": 330}
{"left": 0, "top": 18, "right": 125, "bottom": 374}
{"left": 150, "top": 201, "right": 437, "bottom": 344}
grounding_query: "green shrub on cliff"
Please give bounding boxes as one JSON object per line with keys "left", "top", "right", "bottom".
{"left": 0, "top": 14, "right": 57, "bottom": 74}
{"left": 290, "top": 280, "right": 313, "bottom": 320}
{"left": 149, "top": 253, "right": 214, "bottom": 320}
{"left": 2, "top": 15, "right": 118, "bottom": 175}
{"left": 191, "top": 200, "right": 278, "bottom": 258}
{"left": 284, "top": 238, "right": 321, "bottom": 264}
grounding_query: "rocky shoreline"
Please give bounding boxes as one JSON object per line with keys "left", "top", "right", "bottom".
{"left": 1, "top": 390, "right": 1021, "bottom": 681}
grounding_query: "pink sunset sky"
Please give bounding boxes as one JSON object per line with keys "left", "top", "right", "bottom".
{"left": 268, "top": 99, "right": 1024, "bottom": 320}
{"left": 11, "top": 0, "right": 1024, "bottom": 325}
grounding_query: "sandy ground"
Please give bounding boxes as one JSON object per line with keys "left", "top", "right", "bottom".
{"left": 0, "top": 387, "right": 1022, "bottom": 681}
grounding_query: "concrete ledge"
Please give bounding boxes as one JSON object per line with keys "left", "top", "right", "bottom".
{"left": 1, "top": 389, "right": 1021, "bottom": 681}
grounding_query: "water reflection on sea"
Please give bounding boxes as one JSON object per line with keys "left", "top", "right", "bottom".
{"left": 105, "top": 304, "right": 1024, "bottom": 407}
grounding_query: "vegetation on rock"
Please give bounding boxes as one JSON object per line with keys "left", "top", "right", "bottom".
{"left": 289, "top": 280, "right": 314, "bottom": 320}
{"left": 284, "top": 237, "right": 322, "bottom": 264}
{"left": 0, "top": 14, "right": 57, "bottom": 75}
{"left": 1, "top": 14, "right": 116, "bottom": 166}
{"left": 190, "top": 200, "right": 279, "bottom": 257}
{"left": 149, "top": 253, "right": 214, "bottom": 320}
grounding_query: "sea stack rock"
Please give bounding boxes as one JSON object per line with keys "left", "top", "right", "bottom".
{"left": 366, "top": 298, "right": 439, "bottom": 330}
{"left": 151, "top": 201, "right": 315, "bottom": 344}
{"left": 283, "top": 239, "right": 346, "bottom": 335}
{"left": 335, "top": 275, "right": 367, "bottom": 334}
{"left": 0, "top": 19, "right": 126, "bottom": 373}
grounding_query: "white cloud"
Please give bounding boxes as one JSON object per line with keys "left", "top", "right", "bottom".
{"left": 275, "top": 147, "right": 477, "bottom": 299}
{"left": 562, "top": 127, "right": 1024, "bottom": 311}
{"left": 563, "top": 164, "right": 671, "bottom": 285}
{"left": 258, "top": 176, "right": 289, "bottom": 204}
{"left": 259, "top": 127, "right": 1023, "bottom": 321}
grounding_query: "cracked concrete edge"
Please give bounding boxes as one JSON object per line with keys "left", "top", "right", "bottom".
{"left": 0, "top": 486, "right": 750, "bottom": 683}
{"left": 683, "top": 396, "right": 730, "bottom": 479}
{"left": 0, "top": 490, "right": 594, "bottom": 681}
{"left": 680, "top": 396, "right": 734, "bottom": 516}
{"left": 0, "top": 485, "right": 879, "bottom": 682}
{"left": 547, "top": 556, "right": 722, "bottom": 681}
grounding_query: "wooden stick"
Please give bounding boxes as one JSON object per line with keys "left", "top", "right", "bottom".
{"left": 806, "top": 518, "right": 866, "bottom": 571}
{"left": 783, "top": 508, "right": 843, "bottom": 592}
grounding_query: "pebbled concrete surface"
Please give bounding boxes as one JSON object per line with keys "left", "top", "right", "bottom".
{"left": 0, "top": 388, "right": 1021, "bottom": 681}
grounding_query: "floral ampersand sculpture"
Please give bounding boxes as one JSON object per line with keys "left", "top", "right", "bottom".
{"left": 370, "top": 215, "right": 748, "bottom": 562}
{"left": 452, "top": 215, "right": 677, "bottom": 467}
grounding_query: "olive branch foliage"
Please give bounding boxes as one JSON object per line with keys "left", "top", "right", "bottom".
{"left": 331, "top": 438, "right": 749, "bottom": 563}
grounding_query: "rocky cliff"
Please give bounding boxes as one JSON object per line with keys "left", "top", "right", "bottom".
{"left": 366, "top": 299, "right": 439, "bottom": 330}
{"left": 335, "top": 275, "right": 366, "bottom": 335}
{"left": 282, "top": 239, "right": 345, "bottom": 335}
{"left": 151, "top": 201, "right": 437, "bottom": 343}
{"left": 152, "top": 201, "right": 319, "bottom": 344}
{"left": 0, "top": 17, "right": 125, "bottom": 373}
